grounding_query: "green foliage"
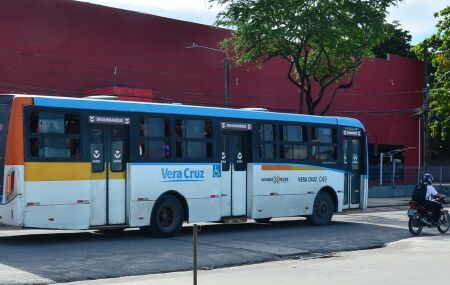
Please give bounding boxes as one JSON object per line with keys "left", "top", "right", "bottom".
{"left": 373, "top": 21, "right": 415, "bottom": 59}
{"left": 413, "top": 6, "right": 450, "bottom": 142}
{"left": 211, "top": 0, "right": 400, "bottom": 114}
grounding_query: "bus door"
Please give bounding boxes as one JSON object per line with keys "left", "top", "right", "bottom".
{"left": 89, "top": 123, "right": 128, "bottom": 226}
{"left": 221, "top": 130, "right": 251, "bottom": 217}
{"left": 343, "top": 134, "right": 363, "bottom": 209}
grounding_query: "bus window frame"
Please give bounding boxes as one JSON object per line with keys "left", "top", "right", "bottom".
{"left": 24, "top": 106, "right": 84, "bottom": 162}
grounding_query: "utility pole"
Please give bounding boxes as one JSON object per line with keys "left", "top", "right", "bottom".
{"left": 224, "top": 56, "right": 230, "bottom": 107}
{"left": 423, "top": 40, "right": 429, "bottom": 173}
{"left": 186, "top": 43, "right": 230, "bottom": 107}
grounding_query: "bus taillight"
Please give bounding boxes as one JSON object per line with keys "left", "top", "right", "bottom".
{"left": 6, "top": 171, "right": 15, "bottom": 196}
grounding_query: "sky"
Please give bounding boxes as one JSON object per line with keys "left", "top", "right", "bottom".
{"left": 76, "top": 0, "right": 450, "bottom": 45}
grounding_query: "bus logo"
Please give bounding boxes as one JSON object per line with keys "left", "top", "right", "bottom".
{"left": 161, "top": 168, "right": 205, "bottom": 182}
{"left": 114, "top": 150, "right": 121, "bottom": 159}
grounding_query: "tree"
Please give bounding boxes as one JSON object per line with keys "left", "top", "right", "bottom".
{"left": 372, "top": 21, "right": 415, "bottom": 59}
{"left": 413, "top": 6, "right": 450, "bottom": 146}
{"left": 210, "top": 0, "right": 401, "bottom": 114}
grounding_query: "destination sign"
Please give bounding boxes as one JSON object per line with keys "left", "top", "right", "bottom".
{"left": 221, "top": 122, "right": 252, "bottom": 131}
{"left": 89, "top": 115, "right": 130, "bottom": 125}
{"left": 343, "top": 129, "right": 362, "bottom": 136}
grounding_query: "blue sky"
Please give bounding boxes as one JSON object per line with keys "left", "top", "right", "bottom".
{"left": 76, "top": 0, "right": 450, "bottom": 45}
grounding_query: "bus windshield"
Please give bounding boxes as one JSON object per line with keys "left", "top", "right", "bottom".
{"left": 0, "top": 103, "right": 11, "bottom": 200}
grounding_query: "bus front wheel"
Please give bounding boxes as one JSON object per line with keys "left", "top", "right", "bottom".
{"left": 150, "top": 195, "right": 184, "bottom": 237}
{"left": 309, "top": 192, "right": 334, "bottom": 226}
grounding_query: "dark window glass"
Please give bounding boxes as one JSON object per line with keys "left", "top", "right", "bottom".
{"left": 68, "top": 138, "right": 81, "bottom": 160}
{"left": 40, "top": 137, "right": 65, "bottom": 158}
{"left": 259, "top": 124, "right": 275, "bottom": 160}
{"left": 29, "top": 112, "right": 39, "bottom": 134}
{"left": 139, "top": 117, "right": 171, "bottom": 159}
{"left": 146, "top": 141, "right": 170, "bottom": 159}
{"left": 176, "top": 142, "right": 212, "bottom": 159}
{"left": 39, "top": 112, "right": 64, "bottom": 134}
{"left": 30, "top": 138, "right": 41, "bottom": 158}
{"left": 293, "top": 145, "right": 308, "bottom": 159}
{"left": 65, "top": 114, "right": 80, "bottom": 134}
{"left": 281, "top": 125, "right": 307, "bottom": 142}
{"left": 279, "top": 125, "right": 309, "bottom": 161}
{"left": 260, "top": 124, "right": 274, "bottom": 141}
{"left": 259, "top": 143, "right": 275, "bottom": 160}
{"left": 28, "top": 111, "right": 81, "bottom": 160}
{"left": 175, "top": 119, "right": 213, "bottom": 160}
{"left": 281, "top": 144, "right": 308, "bottom": 160}
{"left": 312, "top": 127, "right": 336, "bottom": 143}
{"left": 141, "top": 117, "right": 169, "bottom": 138}
{"left": 312, "top": 145, "right": 337, "bottom": 160}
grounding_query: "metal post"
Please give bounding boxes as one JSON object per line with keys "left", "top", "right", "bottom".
{"left": 392, "top": 159, "right": 396, "bottom": 188}
{"left": 440, "top": 166, "right": 443, "bottom": 187}
{"left": 418, "top": 115, "right": 421, "bottom": 183}
{"left": 379, "top": 152, "right": 384, "bottom": 185}
{"left": 224, "top": 56, "right": 230, "bottom": 107}
{"left": 423, "top": 40, "right": 429, "bottom": 172}
{"left": 193, "top": 224, "right": 199, "bottom": 285}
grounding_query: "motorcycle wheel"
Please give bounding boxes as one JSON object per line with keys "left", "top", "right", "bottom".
{"left": 408, "top": 213, "right": 423, "bottom": 235}
{"left": 437, "top": 212, "right": 450, "bottom": 234}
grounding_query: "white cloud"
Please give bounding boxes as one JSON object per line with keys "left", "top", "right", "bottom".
{"left": 76, "top": 0, "right": 450, "bottom": 44}
{"left": 76, "top": 0, "right": 220, "bottom": 25}
{"left": 388, "top": 0, "right": 450, "bottom": 44}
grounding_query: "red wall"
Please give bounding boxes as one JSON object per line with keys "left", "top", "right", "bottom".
{"left": 0, "top": 0, "right": 423, "bottom": 166}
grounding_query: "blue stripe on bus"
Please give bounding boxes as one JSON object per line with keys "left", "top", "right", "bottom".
{"left": 33, "top": 96, "right": 364, "bottom": 128}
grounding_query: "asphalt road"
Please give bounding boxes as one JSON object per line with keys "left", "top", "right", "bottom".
{"left": 70, "top": 235, "right": 450, "bottom": 285}
{"left": 0, "top": 210, "right": 439, "bottom": 285}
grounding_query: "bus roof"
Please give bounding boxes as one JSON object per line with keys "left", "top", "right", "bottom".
{"left": 12, "top": 94, "right": 365, "bottom": 129}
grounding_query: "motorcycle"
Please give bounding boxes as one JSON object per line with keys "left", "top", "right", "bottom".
{"left": 407, "top": 196, "right": 450, "bottom": 235}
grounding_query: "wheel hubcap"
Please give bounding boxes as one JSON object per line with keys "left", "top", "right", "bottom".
{"left": 316, "top": 200, "right": 329, "bottom": 218}
{"left": 159, "top": 205, "right": 174, "bottom": 227}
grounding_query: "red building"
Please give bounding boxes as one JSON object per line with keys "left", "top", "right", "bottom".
{"left": 0, "top": 0, "right": 423, "bottom": 181}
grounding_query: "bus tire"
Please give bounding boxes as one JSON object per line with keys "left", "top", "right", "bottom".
{"left": 150, "top": 195, "right": 184, "bottom": 238}
{"left": 309, "top": 191, "right": 334, "bottom": 226}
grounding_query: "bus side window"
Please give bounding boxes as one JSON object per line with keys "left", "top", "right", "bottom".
{"left": 311, "top": 127, "right": 337, "bottom": 161}
{"left": 139, "top": 117, "right": 170, "bottom": 159}
{"left": 28, "top": 111, "right": 81, "bottom": 160}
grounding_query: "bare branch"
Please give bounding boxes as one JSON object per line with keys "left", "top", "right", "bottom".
{"left": 319, "top": 62, "right": 362, "bottom": 115}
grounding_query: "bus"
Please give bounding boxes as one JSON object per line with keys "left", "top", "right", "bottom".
{"left": 0, "top": 94, "right": 368, "bottom": 237}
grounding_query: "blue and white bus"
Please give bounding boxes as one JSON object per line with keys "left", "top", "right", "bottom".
{"left": 0, "top": 94, "right": 368, "bottom": 237}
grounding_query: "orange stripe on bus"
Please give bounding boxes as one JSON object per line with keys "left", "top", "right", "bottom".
{"left": 261, "top": 165, "right": 322, "bottom": 171}
{"left": 5, "top": 97, "right": 33, "bottom": 165}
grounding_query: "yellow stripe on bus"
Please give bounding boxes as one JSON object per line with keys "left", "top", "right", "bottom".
{"left": 24, "top": 162, "right": 126, "bottom": 181}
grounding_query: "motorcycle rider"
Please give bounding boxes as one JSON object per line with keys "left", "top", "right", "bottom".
{"left": 423, "top": 173, "right": 446, "bottom": 224}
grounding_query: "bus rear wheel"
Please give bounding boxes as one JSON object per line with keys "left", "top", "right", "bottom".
{"left": 150, "top": 195, "right": 184, "bottom": 237}
{"left": 309, "top": 192, "right": 334, "bottom": 226}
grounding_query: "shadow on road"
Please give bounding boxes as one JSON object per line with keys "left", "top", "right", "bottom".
{"left": 0, "top": 215, "right": 428, "bottom": 284}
